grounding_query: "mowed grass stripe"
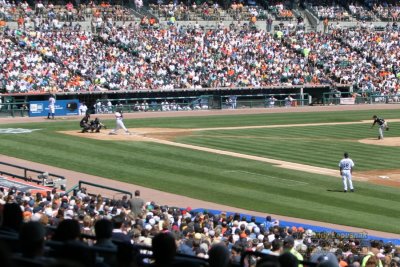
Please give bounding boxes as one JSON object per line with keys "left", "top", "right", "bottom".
{"left": 2, "top": 110, "right": 400, "bottom": 233}
{"left": 3, "top": 135, "right": 242, "bottom": 182}
{"left": 223, "top": 170, "right": 400, "bottom": 214}
{"left": 149, "top": 174, "right": 399, "bottom": 232}
{"left": 6, "top": 132, "right": 399, "bottom": 215}
{"left": 179, "top": 123, "right": 400, "bottom": 170}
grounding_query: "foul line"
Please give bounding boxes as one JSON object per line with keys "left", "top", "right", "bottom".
{"left": 141, "top": 136, "right": 341, "bottom": 179}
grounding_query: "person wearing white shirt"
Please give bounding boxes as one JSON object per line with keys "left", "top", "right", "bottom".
{"left": 339, "top": 152, "right": 355, "bottom": 192}
{"left": 47, "top": 95, "right": 56, "bottom": 119}
{"left": 109, "top": 109, "right": 131, "bottom": 135}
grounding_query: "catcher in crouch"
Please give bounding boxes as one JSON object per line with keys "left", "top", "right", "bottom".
{"left": 90, "top": 117, "right": 107, "bottom": 133}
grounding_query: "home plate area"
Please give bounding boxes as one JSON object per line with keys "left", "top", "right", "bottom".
{"left": 60, "top": 128, "right": 192, "bottom": 141}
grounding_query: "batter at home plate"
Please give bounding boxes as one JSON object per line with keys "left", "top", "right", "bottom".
{"left": 109, "top": 109, "right": 132, "bottom": 135}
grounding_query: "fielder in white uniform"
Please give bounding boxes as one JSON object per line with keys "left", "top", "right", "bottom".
{"left": 47, "top": 95, "right": 56, "bottom": 119}
{"left": 109, "top": 110, "right": 131, "bottom": 135}
{"left": 339, "top": 152, "right": 355, "bottom": 192}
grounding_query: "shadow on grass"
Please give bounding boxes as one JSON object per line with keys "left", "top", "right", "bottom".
{"left": 327, "top": 189, "right": 346, "bottom": 192}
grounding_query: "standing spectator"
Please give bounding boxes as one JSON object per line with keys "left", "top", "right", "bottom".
{"left": 47, "top": 94, "right": 56, "bottom": 119}
{"left": 323, "top": 18, "right": 329, "bottom": 33}
{"left": 267, "top": 16, "right": 273, "bottom": 32}
{"left": 128, "top": 190, "right": 145, "bottom": 217}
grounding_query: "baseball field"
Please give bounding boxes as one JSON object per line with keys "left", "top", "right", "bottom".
{"left": 0, "top": 106, "right": 400, "bottom": 235}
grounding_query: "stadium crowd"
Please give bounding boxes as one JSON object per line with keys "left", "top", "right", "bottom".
{"left": 0, "top": 184, "right": 400, "bottom": 267}
{"left": 1, "top": 0, "right": 400, "bottom": 95}
{"left": 1, "top": 20, "right": 400, "bottom": 95}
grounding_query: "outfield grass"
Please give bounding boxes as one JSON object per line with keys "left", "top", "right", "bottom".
{"left": 1, "top": 109, "right": 400, "bottom": 233}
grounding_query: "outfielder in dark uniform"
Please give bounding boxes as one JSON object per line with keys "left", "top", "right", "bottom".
{"left": 90, "top": 118, "right": 106, "bottom": 133}
{"left": 371, "top": 115, "right": 389, "bottom": 140}
{"left": 80, "top": 114, "right": 92, "bottom": 133}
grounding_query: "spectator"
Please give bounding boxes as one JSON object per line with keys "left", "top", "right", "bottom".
{"left": 0, "top": 202, "right": 23, "bottom": 238}
{"left": 111, "top": 214, "right": 131, "bottom": 244}
{"left": 128, "top": 190, "right": 145, "bottom": 217}
{"left": 151, "top": 232, "right": 177, "bottom": 267}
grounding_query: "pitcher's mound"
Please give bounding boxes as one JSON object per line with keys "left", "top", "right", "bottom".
{"left": 359, "top": 137, "right": 400, "bottom": 146}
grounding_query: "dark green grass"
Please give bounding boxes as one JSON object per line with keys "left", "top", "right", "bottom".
{"left": 178, "top": 122, "right": 400, "bottom": 170}
{"left": 1, "top": 109, "right": 400, "bottom": 233}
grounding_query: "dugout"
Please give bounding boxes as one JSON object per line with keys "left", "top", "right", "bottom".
{"left": 0, "top": 84, "right": 341, "bottom": 117}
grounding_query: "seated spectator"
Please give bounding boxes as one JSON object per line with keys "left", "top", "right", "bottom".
{"left": 19, "top": 221, "right": 46, "bottom": 259}
{"left": 0, "top": 202, "right": 23, "bottom": 238}
{"left": 151, "top": 232, "right": 177, "bottom": 267}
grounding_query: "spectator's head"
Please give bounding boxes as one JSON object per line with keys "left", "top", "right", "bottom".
{"left": 230, "top": 244, "right": 242, "bottom": 263}
{"left": 1, "top": 202, "right": 23, "bottom": 232}
{"left": 135, "top": 190, "right": 140, "bottom": 197}
{"left": 20, "top": 221, "right": 46, "bottom": 258}
{"left": 52, "top": 219, "right": 81, "bottom": 242}
{"left": 152, "top": 232, "right": 177, "bottom": 266}
{"left": 283, "top": 235, "right": 295, "bottom": 250}
{"left": 112, "top": 215, "right": 124, "bottom": 230}
{"left": 208, "top": 243, "right": 230, "bottom": 267}
{"left": 272, "top": 239, "right": 283, "bottom": 253}
{"left": 95, "top": 219, "right": 113, "bottom": 240}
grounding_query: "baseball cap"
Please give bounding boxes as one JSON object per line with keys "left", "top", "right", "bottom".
{"left": 313, "top": 253, "right": 340, "bottom": 267}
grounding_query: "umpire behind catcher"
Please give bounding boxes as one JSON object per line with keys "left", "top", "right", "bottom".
{"left": 90, "top": 118, "right": 107, "bottom": 133}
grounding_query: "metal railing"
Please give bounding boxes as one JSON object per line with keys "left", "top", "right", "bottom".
{"left": 0, "top": 161, "right": 66, "bottom": 189}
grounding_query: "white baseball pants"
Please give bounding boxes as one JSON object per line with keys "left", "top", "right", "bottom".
{"left": 342, "top": 170, "right": 354, "bottom": 191}
{"left": 110, "top": 119, "right": 128, "bottom": 134}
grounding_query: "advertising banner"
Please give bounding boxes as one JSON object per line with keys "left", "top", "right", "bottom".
{"left": 339, "top": 97, "right": 355, "bottom": 105}
{"left": 29, "top": 100, "right": 79, "bottom": 117}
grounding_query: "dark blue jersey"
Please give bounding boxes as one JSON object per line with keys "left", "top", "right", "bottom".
{"left": 374, "top": 117, "right": 385, "bottom": 126}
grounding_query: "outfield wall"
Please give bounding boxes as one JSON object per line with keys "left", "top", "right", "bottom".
{"left": 0, "top": 85, "right": 347, "bottom": 117}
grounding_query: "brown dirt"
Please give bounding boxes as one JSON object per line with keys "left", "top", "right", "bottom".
{"left": 359, "top": 137, "right": 400, "bottom": 146}
{"left": 2, "top": 104, "right": 400, "bottom": 238}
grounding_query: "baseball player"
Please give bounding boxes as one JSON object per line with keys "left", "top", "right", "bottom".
{"left": 80, "top": 114, "right": 91, "bottom": 133}
{"left": 47, "top": 94, "right": 56, "bottom": 119}
{"left": 109, "top": 109, "right": 131, "bottom": 135}
{"left": 339, "top": 152, "right": 355, "bottom": 193}
{"left": 371, "top": 115, "right": 389, "bottom": 140}
{"left": 90, "top": 118, "right": 106, "bottom": 133}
